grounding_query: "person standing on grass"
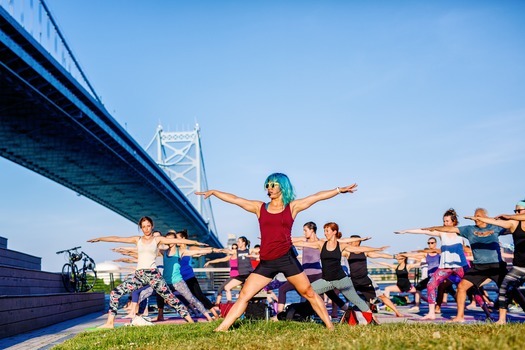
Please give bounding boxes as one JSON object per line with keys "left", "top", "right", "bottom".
{"left": 209, "top": 236, "right": 253, "bottom": 305}
{"left": 88, "top": 216, "right": 208, "bottom": 328}
{"left": 424, "top": 208, "right": 507, "bottom": 323}
{"left": 339, "top": 235, "right": 406, "bottom": 317}
{"left": 396, "top": 208, "right": 469, "bottom": 320}
{"left": 293, "top": 222, "right": 385, "bottom": 324}
{"left": 155, "top": 230, "right": 215, "bottom": 322}
{"left": 463, "top": 201, "right": 525, "bottom": 324}
{"left": 204, "top": 242, "right": 239, "bottom": 305}
{"left": 175, "top": 229, "right": 221, "bottom": 320}
{"left": 373, "top": 254, "right": 419, "bottom": 306}
{"left": 196, "top": 172, "right": 358, "bottom": 331}
{"left": 277, "top": 221, "right": 345, "bottom": 314}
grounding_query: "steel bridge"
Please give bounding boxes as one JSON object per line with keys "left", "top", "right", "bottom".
{"left": 0, "top": 2, "right": 221, "bottom": 247}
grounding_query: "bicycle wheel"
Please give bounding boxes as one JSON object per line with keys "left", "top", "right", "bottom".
{"left": 79, "top": 267, "right": 97, "bottom": 292}
{"left": 61, "top": 263, "right": 79, "bottom": 292}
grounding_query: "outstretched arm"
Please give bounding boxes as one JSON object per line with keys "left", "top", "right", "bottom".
{"left": 182, "top": 247, "right": 215, "bottom": 257}
{"left": 366, "top": 251, "right": 394, "bottom": 259}
{"left": 395, "top": 229, "right": 440, "bottom": 237}
{"left": 422, "top": 226, "right": 460, "bottom": 234}
{"left": 88, "top": 236, "right": 138, "bottom": 244}
{"left": 195, "top": 190, "right": 263, "bottom": 215}
{"left": 204, "top": 255, "right": 231, "bottom": 267}
{"left": 293, "top": 240, "right": 323, "bottom": 250}
{"left": 290, "top": 184, "right": 357, "bottom": 218}
{"left": 158, "top": 237, "right": 207, "bottom": 246}
{"left": 464, "top": 216, "right": 517, "bottom": 231}
{"left": 338, "top": 236, "right": 371, "bottom": 243}
{"left": 342, "top": 244, "right": 387, "bottom": 254}
{"left": 496, "top": 213, "right": 525, "bottom": 221}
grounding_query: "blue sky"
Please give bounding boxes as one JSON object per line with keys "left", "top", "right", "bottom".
{"left": 1, "top": 0, "right": 524, "bottom": 272}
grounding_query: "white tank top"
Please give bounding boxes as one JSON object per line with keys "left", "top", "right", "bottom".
{"left": 136, "top": 237, "right": 158, "bottom": 270}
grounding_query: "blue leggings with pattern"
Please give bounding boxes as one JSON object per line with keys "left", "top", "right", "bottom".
{"left": 108, "top": 268, "right": 188, "bottom": 317}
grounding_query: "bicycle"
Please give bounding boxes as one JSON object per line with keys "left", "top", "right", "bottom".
{"left": 56, "top": 246, "right": 97, "bottom": 293}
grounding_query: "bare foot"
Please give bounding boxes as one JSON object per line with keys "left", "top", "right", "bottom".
{"left": 395, "top": 313, "right": 406, "bottom": 317}
{"left": 97, "top": 323, "right": 114, "bottom": 329}
{"left": 421, "top": 314, "right": 436, "bottom": 320}
{"left": 151, "top": 316, "right": 164, "bottom": 322}
{"left": 448, "top": 317, "right": 465, "bottom": 323}
{"left": 495, "top": 320, "right": 506, "bottom": 325}
{"left": 122, "top": 314, "right": 135, "bottom": 319}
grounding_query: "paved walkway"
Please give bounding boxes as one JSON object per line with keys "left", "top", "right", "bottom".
{"left": 1, "top": 312, "right": 107, "bottom": 350}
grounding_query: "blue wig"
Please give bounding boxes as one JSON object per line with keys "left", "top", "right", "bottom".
{"left": 264, "top": 173, "right": 296, "bottom": 207}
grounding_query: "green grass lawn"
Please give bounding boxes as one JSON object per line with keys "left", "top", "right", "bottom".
{"left": 54, "top": 320, "right": 525, "bottom": 350}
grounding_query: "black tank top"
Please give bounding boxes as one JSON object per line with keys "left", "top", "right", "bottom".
{"left": 347, "top": 252, "right": 369, "bottom": 284}
{"left": 321, "top": 241, "right": 347, "bottom": 281}
{"left": 512, "top": 222, "right": 525, "bottom": 267}
{"left": 395, "top": 264, "right": 412, "bottom": 292}
{"left": 236, "top": 248, "right": 253, "bottom": 275}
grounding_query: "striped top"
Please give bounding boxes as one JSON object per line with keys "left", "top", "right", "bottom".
{"left": 439, "top": 233, "right": 468, "bottom": 269}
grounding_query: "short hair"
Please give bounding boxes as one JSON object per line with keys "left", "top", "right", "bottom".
{"left": 264, "top": 173, "right": 296, "bottom": 207}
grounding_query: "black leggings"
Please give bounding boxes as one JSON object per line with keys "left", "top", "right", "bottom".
{"left": 184, "top": 276, "right": 215, "bottom": 310}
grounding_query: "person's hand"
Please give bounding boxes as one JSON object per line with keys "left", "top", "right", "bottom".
{"left": 87, "top": 238, "right": 99, "bottom": 243}
{"left": 204, "top": 262, "right": 211, "bottom": 267}
{"left": 339, "top": 184, "right": 358, "bottom": 194}
{"left": 464, "top": 216, "right": 475, "bottom": 220}
{"left": 394, "top": 230, "right": 406, "bottom": 234}
{"left": 195, "top": 190, "right": 213, "bottom": 199}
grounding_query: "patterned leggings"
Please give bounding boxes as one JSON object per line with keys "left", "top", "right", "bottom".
{"left": 498, "top": 266, "right": 525, "bottom": 310}
{"left": 157, "top": 280, "right": 210, "bottom": 316}
{"left": 426, "top": 267, "right": 464, "bottom": 304}
{"left": 108, "top": 268, "right": 188, "bottom": 317}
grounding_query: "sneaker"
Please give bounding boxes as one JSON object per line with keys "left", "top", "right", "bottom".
{"left": 131, "top": 315, "right": 154, "bottom": 327}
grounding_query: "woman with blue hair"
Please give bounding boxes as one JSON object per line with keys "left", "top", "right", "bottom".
{"left": 196, "top": 172, "right": 358, "bottom": 331}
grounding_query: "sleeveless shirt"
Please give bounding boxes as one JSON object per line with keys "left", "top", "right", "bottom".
{"left": 302, "top": 246, "right": 322, "bottom": 275}
{"left": 136, "top": 237, "right": 158, "bottom": 270}
{"left": 512, "top": 221, "right": 525, "bottom": 267}
{"left": 347, "top": 252, "right": 369, "bottom": 284}
{"left": 395, "top": 264, "right": 411, "bottom": 292}
{"left": 320, "top": 241, "right": 347, "bottom": 281}
{"left": 163, "top": 246, "right": 183, "bottom": 284}
{"left": 259, "top": 203, "right": 293, "bottom": 260}
{"left": 236, "top": 248, "right": 254, "bottom": 275}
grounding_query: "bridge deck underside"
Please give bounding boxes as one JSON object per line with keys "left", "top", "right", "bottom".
{"left": 0, "top": 11, "right": 220, "bottom": 246}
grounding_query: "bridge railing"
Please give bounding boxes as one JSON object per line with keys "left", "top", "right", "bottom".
{"left": 0, "top": 0, "right": 100, "bottom": 102}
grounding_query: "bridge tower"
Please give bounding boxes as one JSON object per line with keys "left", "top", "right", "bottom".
{"left": 145, "top": 124, "right": 217, "bottom": 236}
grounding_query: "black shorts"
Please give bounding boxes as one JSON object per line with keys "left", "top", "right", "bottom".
{"left": 233, "top": 274, "right": 251, "bottom": 283}
{"left": 463, "top": 262, "right": 507, "bottom": 287}
{"left": 253, "top": 249, "right": 303, "bottom": 279}
{"left": 416, "top": 277, "right": 430, "bottom": 291}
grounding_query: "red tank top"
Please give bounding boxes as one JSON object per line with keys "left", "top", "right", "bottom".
{"left": 258, "top": 203, "right": 294, "bottom": 260}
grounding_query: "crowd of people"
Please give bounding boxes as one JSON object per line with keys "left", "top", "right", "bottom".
{"left": 89, "top": 172, "right": 525, "bottom": 330}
